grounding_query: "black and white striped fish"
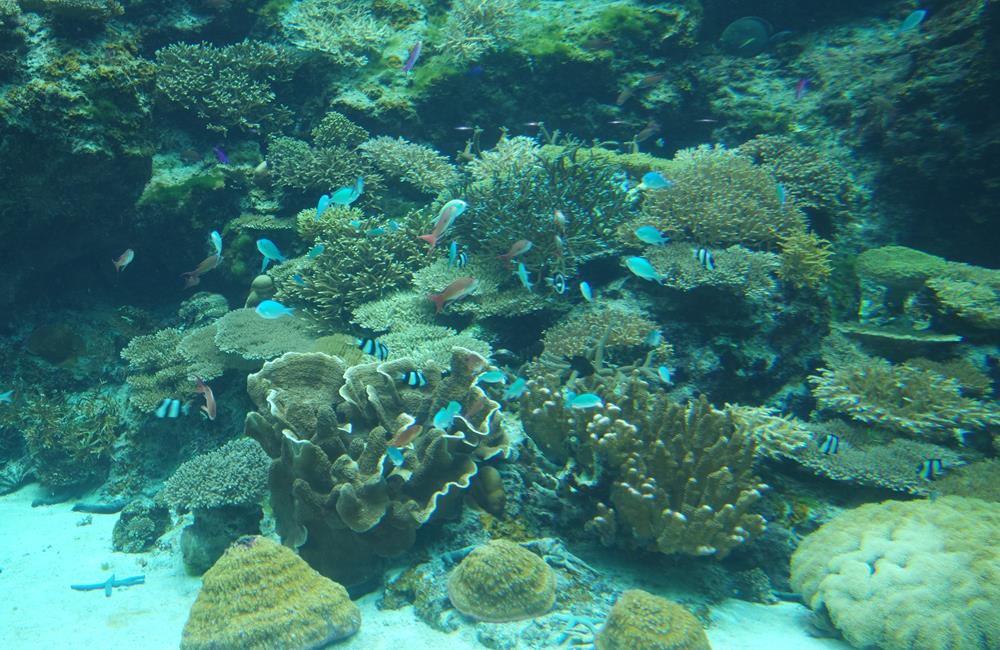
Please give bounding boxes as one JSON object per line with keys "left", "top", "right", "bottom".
{"left": 358, "top": 337, "right": 389, "bottom": 361}
{"left": 695, "top": 248, "right": 715, "bottom": 271}
{"left": 154, "top": 398, "right": 186, "bottom": 418}
{"left": 546, "top": 272, "right": 567, "bottom": 294}
{"left": 819, "top": 434, "right": 840, "bottom": 455}
{"left": 400, "top": 370, "right": 427, "bottom": 387}
{"left": 917, "top": 458, "right": 944, "bottom": 480}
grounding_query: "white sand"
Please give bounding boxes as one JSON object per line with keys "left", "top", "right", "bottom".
{"left": 0, "top": 484, "right": 850, "bottom": 649}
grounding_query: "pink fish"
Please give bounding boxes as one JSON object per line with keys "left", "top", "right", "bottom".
{"left": 390, "top": 423, "right": 422, "bottom": 447}
{"left": 194, "top": 376, "right": 216, "bottom": 421}
{"left": 497, "top": 239, "right": 533, "bottom": 263}
{"left": 112, "top": 249, "right": 134, "bottom": 273}
{"left": 402, "top": 40, "right": 422, "bottom": 74}
{"left": 795, "top": 78, "right": 810, "bottom": 99}
{"left": 181, "top": 254, "right": 221, "bottom": 288}
{"left": 418, "top": 199, "right": 467, "bottom": 250}
{"left": 428, "top": 277, "right": 479, "bottom": 313}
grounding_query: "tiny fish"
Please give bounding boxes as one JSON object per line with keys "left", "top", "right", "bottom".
{"left": 639, "top": 171, "right": 672, "bottom": 190}
{"left": 419, "top": 199, "right": 467, "bottom": 250}
{"left": 194, "top": 376, "right": 216, "bottom": 421}
{"left": 516, "top": 262, "right": 533, "bottom": 291}
{"left": 181, "top": 254, "right": 221, "bottom": 288}
{"left": 402, "top": 40, "right": 422, "bottom": 74}
{"left": 646, "top": 329, "right": 663, "bottom": 346}
{"left": 257, "top": 238, "right": 286, "bottom": 273}
{"left": 819, "top": 434, "right": 840, "bottom": 455}
{"left": 918, "top": 458, "right": 944, "bottom": 480}
{"left": 654, "top": 137, "right": 666, "bottom": 147}
{"left": 565, "top": 392, "right": 603, "bottom": 409}
{"left": 794, "top": 78, "right": 809, "bottom": 100}
{"left": 386, "top": 446, "right": 405, "bottom": 467}
{"left": 503, "top": 377, "right": 527, "bottom": 400}
{"left": 477, "top": 370, "right": 507, "bottom": 384}
{"left": 349, "top": 219, "right": 363, "bottom": 229}
{"left": 256, "top": 300, "right": 294, "bottom": 319}
{"left": 580, "top": 281, "right": 594, "bottom": 303}
{"left": 634, "top": 120, "right": 661, "bottom": 144}
{"left": 390, "top": 422, "right": 422, "bottom": 447}
{"left": 553, "top": 209, "right": 567, "bottom": 230}
{"left": 400, "top": 370, "right": 427, "bottom": 387}
{"left": 0, "top": 389, "right": 14, "bottom": 404}
{"left": 498, "top": 239, "right": 533, "bottom": 263}
{"left": 210, "top": 231, "right": 223, "bottom": 257}
{"left": 428, "top": 276, "right": 479, "bottom": 313}
{"left": 625, "top": 256, "right": 661, "bottom": 283}
{"left": 365, "top": 227, "right": 385, "bottom": 237}
{"left": 212, "top": 146, "right": 229, "bottom": 164}
{"left": 776, "top": 183, "right": 787, "bottom": 205}
{"left": 330, "top": 176, "right": 364, "bottom": 205}
{"left": 387, "top": 219, "right": 401, "bottom": 231}
{"left": 112, "top": 248, "right": 135, "bottom": 273}
{"left": 432, "top": 400, "right": 462, "bottom": 430}
{"left": 546, "top": 272, "right": 567, "bottom": 295}
{"left": 695, "top": 248, "right": 715, "bottom": 271}
{"left": 154, "top": 398, "right": 182, "bottom": 419}
{"left": 898, "top": 9, "right": 927, "bottom": 34}
{"left": 306, "top": 243, "right": 325, "bottom": 258}
{"left": 657, "top": 366, "right": 674, "bottom": 385}
{"left": 292, "top": 274, "right": 306, "bottom": 286}
{"left": 634, "top": 225, "right": 670, "bottom": 245}
{"left": 358, "top": 337, "right": 389, "bottom": 361}
{"left": 316, "top": 194, "right": 332, "bottom": 220}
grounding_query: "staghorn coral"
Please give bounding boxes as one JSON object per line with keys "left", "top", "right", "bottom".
{"left": 640, "top": 144, "right": 807, "bottom": 249}
{"left": 311, "top": 110, "right": 369, "bottom": 149}
{"left": 158, "top": 438, "right": 270, "bottom": 511}
{"left": 265, "top": 135, "right": 377, "bottom": 197}
{"left": 642, "top": 243, "right": 780, "bottom": 299}
{"left": 595, "top": 590, "right": 711, "bottom": 650}
{"left": 439, "top": 0, "right": 522, "bottom": 64}
{"left": 728, "top": 405, "right": 812, "bottom": 460}
{"left": 791, "top": 497, "right": 1000, "bottom": 650}
{"left": 359, "top": 136, "right": 459, "bottom": 195}
{"left": 155, "top": 41, "right": 295, "bottom": 134}
{"left": 776, "top": 230, "right": 833, "bottom": 291}
{"left": 181, "top": 536, "right": 361, "bottom": 649}
{"left": 282, "top": 0, "right": 392, "bottom": 66}
{"left": 447, "top": 539, "right": 555, "bottom": 622}
{"left": 809, "top": 357, "right": 1000, "bottom": 442}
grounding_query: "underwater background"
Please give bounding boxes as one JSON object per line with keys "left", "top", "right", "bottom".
{"left": 1, "top": 0, "right": 999, "bottom": 648}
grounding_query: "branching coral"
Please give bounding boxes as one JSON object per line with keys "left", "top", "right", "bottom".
{"left": 439, "top": 0, "right": 522, "bottom": 64}
{"left": 640, "top": 144, "right": 807, "bottom": 249}
{"left": 642, "top": 243, "right": 780, "bottom": 299}
{"left": 159, "top": 438, "right": 271, "bottom": 511}
{"left": 282, "top": 0, "right": 392, "bottom": 66}
{"left": 359, "top": 136, "right": 459, "bottom": 195}
{"left": 777, "top": 230, "right": 833, "bottom": 291}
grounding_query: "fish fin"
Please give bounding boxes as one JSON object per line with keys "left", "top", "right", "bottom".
{"left": 418, "top": 234, "right": 437, "bottom": 249}
{"left": 427, "top": 293, "right": 445, "bottom": 313}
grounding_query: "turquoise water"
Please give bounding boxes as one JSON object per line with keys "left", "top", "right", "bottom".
{"left": 0, "top": 1, "right": 998, "bottom": 648}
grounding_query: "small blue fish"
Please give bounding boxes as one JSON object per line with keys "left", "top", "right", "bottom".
{"left": 819, "top": 434, "right": 840, "bottom": 455}
{"left": 256, "top": 239, "right": 286, "bottom": 273}
{"left": 387, "top": 219, "right": 401, "bottom": 231}
{"left": 546, "top": 272, "right": 567, "bottom": 294}
{"left": 330, "top": 176, "right": 364, "bottom": 205}
{"left": 349, "top": 219, "right": 363, "bottom": 229}
{"left": 695, "top": 248, "right": 715, "bottom": 271}
{"left": 639, "top": 171, "right": 672, "bottom": 190}
{"left": 448, "top": 241, "right": 470, "bottom": 269}
{"left": 292, "top": 274, "right": 306, "bottom": 286}
{"left": 646, "top": 329, "right": 663, "bottom": 346}
{"left": 580, "top": 281, "right": 594, "bottom": 303}
{"left": 316, "top": 194, "right": 332, "bottom": 220}
{"left": 386, "top": 446, "right": 405, "bottom": 467}
{"left": 917, "top": 458, "right": 943, "bottom": 480}
{"left": 155, "top": 398, "right": 182, "bottom": 418}
{"left": 433, "top": 400, "right": 462, "bottom": 430}
{"left": 625, "top": 256, "right": 661, "bottom": 283}
{"left": 517, "top": 262, "right": 533, "bottom": 291}
{"left": 611, "top": 171, "right": 629, "bottom": 192}
{"left": 400, "top": 370, "right": 427, "bottom": 387}
{"left": 503, "top": 377, "right": 527, "bottom": 400}
{"left": 477, "top": 370, "right": 507, "bottom": 384}
{"left": 776, "top": 183, "right": 786, "bottom": 206}
{"left": 358, "top": 337, "right": 389, "bottom": 361}
{"left": 898, "top": 9, "right": 927, "bottom": 34}
{"left": 634, "top": 225, "right": 670, "bottom": 245}
{"left": 565, "top": 392, "right": 604, "bottom": 409}
{"left": 210, "top": 230, "right": 223, "bottom": 257}
{"left": 256, "top": 300, "right": 294, "bottom": 319}
{"left": 306, "top": 243, "right": 325, "bottom": 258}
{"left": 657, "top": 366, "right": 673, "bottom": 385}
{"left": 365, "top": 227, "right": 385, "bottom": 237}
{"left": 0, "top": 389, "right": 14, "bottom": 404}
{"left": 212, "top": 146, "right": 229, "bottom": 164}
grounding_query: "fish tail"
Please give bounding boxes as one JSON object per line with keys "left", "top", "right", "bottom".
{"left": 427, "top": 293, "right": 445, "bottom": 313}
{"left": 418, "top": 234, "right": 438, "bottom": 249}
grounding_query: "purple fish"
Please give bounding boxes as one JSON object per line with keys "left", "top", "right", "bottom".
{"left": 212, "top": 146, "right": 230, "bottom": 164}
{"left": 795, "top": 78, "right": 810, "bottom": 100}
{"left": 403, "top": 41, "right": 422, "bottom": 74}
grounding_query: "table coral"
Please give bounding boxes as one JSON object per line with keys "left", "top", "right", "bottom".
{"left": 595, "top": 589, "right": 711, "bottom": 650}
{"left": 181, "top": 536, "right": 361, "bottom": 650}
{"left": 447, "top": 539, "right": 556, "bottom": 622}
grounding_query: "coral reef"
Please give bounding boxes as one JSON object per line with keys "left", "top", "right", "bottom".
{"left": 642, "top": 244, "right": 780, "bottom": 299}
{"left": 776, "top": 230, "right": 833, "bottom": 292}
{"left": 791, "top": 497, "right": 1000, "bottom": 650}
{"left": 112, "top": 498, "right": 170, "bottom": 553}
{"left": 181, "top": 536, "right": 361, "bottom": 649}
{"left": 596, "top": 589, "right": 711, "bottom": 650}
{"left": 212, "top": 308, "right": 318, "bottom": 362}
{"left": 447, "top": 539, "right": 556, "bottom": 622}
{"left": 359, "top": 136, "right": 459, "bottom": 195}
{"left": 281, "top": 0, "right": 392, "bottom": 66}
{"left": 439, "top": 0, "right": 521, "bottom": 64}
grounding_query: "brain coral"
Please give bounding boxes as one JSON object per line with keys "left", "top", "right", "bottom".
{"left": 447, "top": 539, "right": 556, "bottom": 622}
{"left": 181, "top": 536, "right": 361, "bottom": 650}
{"left": 791, "top": 496, "right": 1000, "bottom": 650}
{"left": 596, "top": 589, "right": 711, "bottom": 650}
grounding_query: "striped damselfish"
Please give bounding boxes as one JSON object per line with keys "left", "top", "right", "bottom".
{"left": 358, "top": 337, "right": 389, "bottom": 361}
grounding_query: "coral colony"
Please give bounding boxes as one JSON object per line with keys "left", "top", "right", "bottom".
{"left": 0, "top": 1, "right": 998, "bottom": 649}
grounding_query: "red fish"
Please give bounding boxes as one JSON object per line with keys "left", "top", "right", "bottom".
{"left": 181, "top": 254, "right": 221, "bottom": 288}
{"left": 428, "top": 277, "right": 479, "bottom": 313}
{"left": 112, "top": 249, "right": 134, "bottom": 272}
{"left": 194, "top": 376, "right": 216, "bottom": 421}
{"left": 497, "top": 239, "right": 533, "bottom": 263}
{"left": 390, "top": 423, "right": 422, "bottom": 447}
{"left": 418, "top": 199, "right": 467, "bottom": 250}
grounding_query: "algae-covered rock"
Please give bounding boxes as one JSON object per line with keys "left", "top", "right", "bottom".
{"left": 447, "top": 539, "right": 555, "bottom": 622}
{"left": 596, "top": 589, "right": 711, "bottom": 650}
{"left": 181, "top": 536, "right": 361, "bottom": 650}
{"left": 855, "top": 245, "right": 948, "bottom": 289}
{"left": 112, "top": 498, "right": 169, "bottom": 553}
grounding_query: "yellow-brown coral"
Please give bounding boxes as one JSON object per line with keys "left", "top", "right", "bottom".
{"left": 447, "top": 539, "right": 555, "bottom": 622}
{"left": 596, "top": 589, "right": 711, "bottom": 650}
{"left": 777, "top": 229, "right": 832, "bottom": 290}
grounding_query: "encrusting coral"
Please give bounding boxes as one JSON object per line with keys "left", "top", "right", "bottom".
{"left": 595, "top": 589, "right": 711, "bottom": 650}
{"left": 181, "top": 536, "right": 361, "bottom": 650}
{"left": 447, "top": 539, "right": 556, "bottom": 622}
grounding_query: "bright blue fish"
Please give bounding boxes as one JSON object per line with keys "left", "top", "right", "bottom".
{"left": 634, "top": 225, "right": 670, "bottom": 245}
{"left": 657, "top": 366, "right": 674, "bottom": 385}
{"left": 432, "top": 400, "right": 462, "bottom": 430}
{"left": 625, "top": 256, "right": 661, "bottom": 283}
{"left": 517, "top": 262, "right": 533, "bottom": 291}
{"left": 256, "top": 239, "right": 286, "bottom": 273}
{"left": 646, "top": 329, "right": 663, "bottom": 346}
{"left": 640, "top": 171, "right": 673, "bottom": 190}
{"left": 210, "top": 230, "right": 223, "bottom": 257}
{"left": 448, "top": 241, "right": 459, "bottom": 267}
{"left": 776, "top": 183, "right": 786, "bottom": 206}
{"left": 255, "top": 299, "right": 294, "bottom": 319}
{"left": 365, "top": 227, "right": 385, "bottom": 237}
{"left": 292, "top": 274, "right": 306, "bottom": 286}
{"left": 898, "top": 9, "right": 927, "bottom": 33}
{"left": 580, "top": 281, "right": 594, "bottom": 303}
{"left": 386, "top": 446, "right": 404, "bottom": 467}
{"left": 387, "top": 219, "right": 401, "bottom": 231}
{"left": 330, "top": 176, "right": 364, "bottom": 205}
{"left": 565, "top": 392, "right": 603, "bottom": 409}
{"left": 503, "top": 377, "right": 527, "bottom": 400}
{"left": 0, "top": 389, "right": 14, "bottom": 404}
{"left": 306, "top": 243, "right": 325, "bottom": 258}
{"left": 316, "top": 194, "right": 332, "bottom": 220}
{"left": 477, "top": 370, "right": 507, "bottom": 384}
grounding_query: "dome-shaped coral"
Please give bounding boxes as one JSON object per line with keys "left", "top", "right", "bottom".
{"left": 181, "top": 536, "right": 361, "bottom": 650}
{"left": 447, "top": 539, "right": 556, "bottom": 622}
{"left": 595, "top": 590, "right": 711, "bottom": 650}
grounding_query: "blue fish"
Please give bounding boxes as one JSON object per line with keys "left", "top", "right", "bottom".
{"left": 565, "top": 392, "right": 603, "bottom": 409}
{"left": 400, "top": 370, "right": 427, "bottom": 387}
{"left": 154, "top": 398, "right": 185, "bottom": 418}
{"left": 477, "top": 370, "right": 507, "bottom": 384}
{"left": 0, "top": 389, "right": 14, "bottom": 404}
{"left": 580, "top": 281, "right": 594, "bottom": 303}
{"left": 819, "top": 434, "right": 840, "bottom": 455}
{"left": 634, "top": 225, "right": 670, "bottom": 245}
{"left": 517, "top": 262, "right": 533, "bottom": 291}
{"left": 256, "top": 300, "right": 294, "bottom": 319}
{"left": 256, "top": 239, "right": 286, "bottom": 273}
{"left": 625, "top": 256, "right": 661, "bottom": 283}
{"left": 387, "top": 219, "right": 401, "bottom": 231}
{"left": 657, "top": 366, "right": 673, "bottom": 385}
{"left": 306, "top": 243, "right": 325, "bottom": 258}
{"left": 776, "top": 183, "right": 786, "bottom": 206}
{"left": 292, "top": 274, "right": 306, "bottom": 286}
{"left": 433, "top": 400, "right": 462, "bottom": 430}
{"left": 448, "top": 241, "right": 468, "bottom": 268}
{"left": 646, "top": 329, "right": 663, "bottom": 346}
{"left": 386, "top": 446, "right": 405, "bottom": 467}
{"left": 898, "top": 9, "right": 927, "bottom": 34}
{"left": 316, "top": 194, "right": 332, "bottom": 220}
{"left": 640, "top": 171, "right": 672, "bottom": 190}
{"left": 917, "top": 458, "right": 944, "bottom": 480}
{"left": 349, "top": 220, "right": 363, "bottom": 230}
{"left": 210, "top": 230, "right": 223, "bottom": 257}
{"left": 358, "top": 337, "right": 389, "bottom": 361}
{"left": 330, "top": 176, "right": 364, "bottom": 205}
{"left": 365, "top": 227, "right": 385, "bottom": 237}
{"left": 502, "top": 377, "right": 527, "bottom": 400}
{"left": 695, "top": 248, "right": 715, "bottom": 271}
{"left": 212, "top": 146, "right": 229, "bottom": 165}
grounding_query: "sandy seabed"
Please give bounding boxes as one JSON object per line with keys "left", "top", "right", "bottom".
{"left": 0, "top": 484, "right": 849, "bottom": 650}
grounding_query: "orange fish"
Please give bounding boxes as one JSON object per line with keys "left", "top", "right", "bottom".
{"left": 112, "top": 249, "right": 134, "bottom": 272}
{"left": 428, "top": 277, "right": 478, "bottom": 313}
{"left": 181, "top": 254, "right": 221, "bottom": 288}
{"left": 194, "top": 376, "right": 216, "bottom": 420}
{"left": 497, "top": 239, "right": 533, "bottom": 263}
{"left": 389, "top": 423, "right": 422, "bottom": 447}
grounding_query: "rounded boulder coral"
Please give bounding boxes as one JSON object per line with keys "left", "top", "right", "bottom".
{"left": 596, "top": 589, "right": 711, "bottom": 650}
{"left": 447, "top": 539, "right": 556, "bottom": 622}
{"left": 791, "top": 496, "right": 1000, "bottom": 650}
